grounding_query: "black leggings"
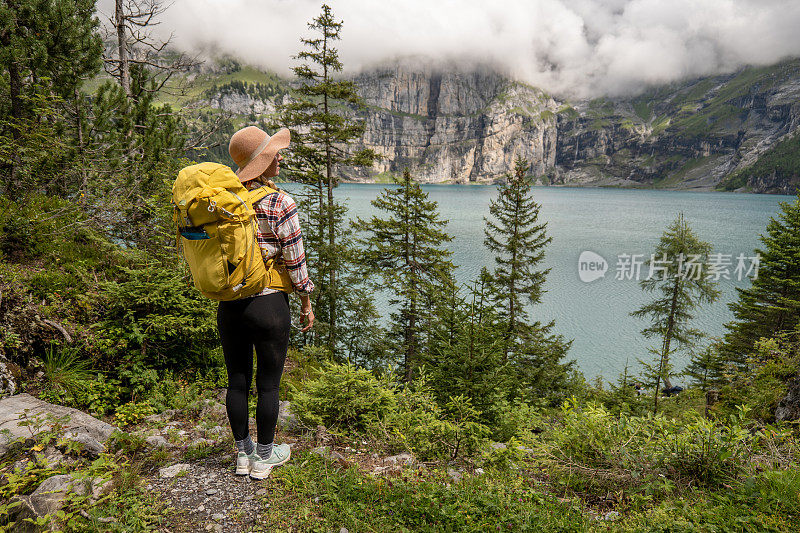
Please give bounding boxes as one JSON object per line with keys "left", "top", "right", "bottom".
{"left": 217, "top": 292, "right": 290, "bottom": 444}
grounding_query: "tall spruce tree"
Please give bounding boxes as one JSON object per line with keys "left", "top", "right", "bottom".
{"left": 355, "top": 169, "right": 454, "bottom": 381}
{"left": 483, "top": 158, "right": 574, "bottom": 402}
{"left": 631, "top": 213, "right": 720, "bottom": 412}
{"left": 277, "top": 3, "right": 376, "bottom": 354}
{"left": 721, "top": 195, "right": 800, "bottom": 366}
{"left": 484, "top": 158, "right": 558, "bottom": 359}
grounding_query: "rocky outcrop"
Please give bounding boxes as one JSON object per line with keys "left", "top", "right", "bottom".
{"left": 0, "top": 393, "right": 118, "bottom": 449}
{"left": 556, "top": 63, "right": 800, "bottom": 192}
{"left": 204, "top": 93, "right": 281, "bottom": 116}
{"left": 0, "top": 354, "right": 16, "bottom": 397}
{"left": 776, "top": 375, "right": 800, "bottom": 422}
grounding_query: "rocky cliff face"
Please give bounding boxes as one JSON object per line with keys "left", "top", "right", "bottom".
{"left": 342, "top": 62, "right": 560, "bottom": 183}
{"left": 552, "top": 60, "right": 800, "bottom": 193}
{"left": 197, "top": 58, "right": 800, "bottom": 192}
{"left": 344, "top": 59, "right": 800, "bottom": 191}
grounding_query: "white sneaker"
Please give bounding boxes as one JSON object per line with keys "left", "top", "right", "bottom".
{"left": 249, "top": 444, "right": 291, "bottom": 479}
{"left": 235, "top": 451, "right": 258, "bottom": 475}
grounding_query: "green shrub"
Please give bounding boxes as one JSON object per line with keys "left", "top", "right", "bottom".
{"left": 114, "top": 401, "right": 155, "bottom": 427}
{"left": 93, "top": 259, "right": 218, "bottom": 370}
{"left": 108, "top": 430, "right": 147, "bottom": 455}
{"left": 492, "top": 399, "right": 544, "bottom": 442}
{"left": 481, "top": 437, "right": 527, "bottom": 471}
{"left": 718, "top": 335, "right": 800, "bottom": 421}
{"left": 660, "top": 407, "right": 757, "bottom": 485}
{"left": 291, "top": 362, "right": 397, "bottom": 431}
{"left": 370, "top": 378, "right": 449, "bottom": 460}
{"left": 0, "top": 195, "right": 78, "bottom": 260}
{"left": 370, "top": 378, "right": 490, "bottom": 461}
{"left": 280, "top": 346, "right": 326, "bottom": 400}
{"left": 39, "top": 372, "right": 124, "bottom": 417}
{"left": 144, "top": 371, "right": 211, "bottom": 413}
{"left": 538, "top": 398, "right": 765, "bottom": 489}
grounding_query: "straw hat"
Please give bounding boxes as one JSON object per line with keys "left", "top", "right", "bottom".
{"left": 228, "top": 126, "right": 290, "bottom": 183}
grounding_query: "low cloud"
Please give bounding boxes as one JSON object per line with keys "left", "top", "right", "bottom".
{"left": 97, "top": 0, "right": 800, "bottom": 98}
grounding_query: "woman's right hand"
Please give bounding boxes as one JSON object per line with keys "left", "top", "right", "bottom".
{"left": 300, "top": 294, "right": 315, "bottom": 332}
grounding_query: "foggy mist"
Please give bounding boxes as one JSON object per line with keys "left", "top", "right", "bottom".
{"left": 97, "top": 0, "right": 800, "bottom": 98}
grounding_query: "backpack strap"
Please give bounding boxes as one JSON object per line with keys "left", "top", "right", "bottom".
{"left": 246, "top": 185, "right": 279, "bottom": 206}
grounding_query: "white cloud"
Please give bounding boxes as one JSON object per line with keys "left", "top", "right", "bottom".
{"left": 96, "top": 0, "right": 800, "bottom": 98}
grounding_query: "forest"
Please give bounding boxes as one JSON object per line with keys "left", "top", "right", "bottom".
{"left": 1, "top": 1, "right": 799, "bottom": 531}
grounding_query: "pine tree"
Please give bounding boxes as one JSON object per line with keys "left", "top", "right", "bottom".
{"left": 423, "top": 271, "right": 509, "bottom": 422}
{"left": 484, "top": 157, "right": 553, "bottom": 361}
{"left": 355, "top": 169, "right": 454, "bottom": 381}
{"left": 277, "top": 3, "right": 377, "bottom": 354}
{"left": 631, "top": 213, "right": 720, "bottom": 412}
{"left": 84, "top": 69, "right": 186, "bottom": 247}
{"left": 721, "top": 195, "right": 800, "bottom": 366}
{"left": 482, "top": 157, "right": 574, "bottom": 402}
{"left": 0, "top": 0, "right": 102, "bottom": 194}
{"left": 683, "top": 343, "right": 726, "bottom": 392}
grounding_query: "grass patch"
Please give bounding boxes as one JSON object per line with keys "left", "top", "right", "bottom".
{"left": 262, "top": 452, "right": 588, "bottom": 532}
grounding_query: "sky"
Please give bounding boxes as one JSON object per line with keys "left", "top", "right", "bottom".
{"left": 97, "top": 0, "right": 800, "bottom": 98}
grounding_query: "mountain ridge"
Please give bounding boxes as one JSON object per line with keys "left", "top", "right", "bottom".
{"left": 182, "top": 56, "right": 800, "bottom": 194}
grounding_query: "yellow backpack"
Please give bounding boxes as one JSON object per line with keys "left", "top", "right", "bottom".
{"left": 172, "top": 162, "right": 294, "bottom": 300}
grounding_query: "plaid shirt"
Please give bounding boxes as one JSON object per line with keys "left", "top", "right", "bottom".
{"left": 251, "top": 191, "right": 314, "bottom": 296}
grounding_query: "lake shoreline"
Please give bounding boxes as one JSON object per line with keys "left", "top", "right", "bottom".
{"left": 325, "top": 180, "right": 774, "bottom": 195}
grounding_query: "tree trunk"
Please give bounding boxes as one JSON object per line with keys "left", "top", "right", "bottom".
{"left": 322, "top": 34, "right": 337, "bottom": 354}
{"left": 6, "top": 58, "right": 22, "bottom": 192}
{"left": 115, "top": 0, "right": 131, "bottom": 99}
{"left": 655, "top": 275, "right": 681, "bottom": 412}
{"left": 504, "top": 187, "right": 521, "bottom": 363}
{"left": 403, "top": 177, "right": 414, "bottom": 382}
{"left": 662, "top": 276, "right": 680, "bottom": 390}
{"left": 74, "top": 85, "right": 89, "bottom": 201}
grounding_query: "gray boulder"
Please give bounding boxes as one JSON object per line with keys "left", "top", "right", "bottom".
{"left": 11, "top": 473, "right": 112, "bottom": 529}
{"left": 12, "top": 474, "right": 88, "bottom": 524}
{"left": 159, "top": 463, "right": 190, "bottom": 478}
{"left": 447, "top": 468, "right": 463, "bottom": 482}
{"left": 0, "top": 393, "right": 118, "bottom": 444}
{"left": 383, "top": 452, "right": 415, "bottom": 466}
{"left": 312, "top": 446, "right": 345, "bottom": 461}
{"left": 0, "top": 354, "right": 16, "bottom": 398}
{"left": 201, "top": 401, "right": 227, "bottom": 423}
{"left": 62, "top": 429, "right": 106, "bottom": 457}
{"left": 145, "top": 435, "right": 169, "bottom": 448}
{"left": 277, "top": 401, "right": 301, "bottom": 431}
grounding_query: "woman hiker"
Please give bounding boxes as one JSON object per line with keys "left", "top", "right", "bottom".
{"left": 220, "top": 125, "right": 315, "bottom": 479}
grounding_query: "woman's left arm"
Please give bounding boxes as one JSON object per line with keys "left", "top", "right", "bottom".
{"left": 273, "top": 194, "right": 315, "bottom": 295}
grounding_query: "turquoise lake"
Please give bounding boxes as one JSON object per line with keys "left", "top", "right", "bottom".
{"left": 282, "top": 183, "right": 795, "bottom": 383}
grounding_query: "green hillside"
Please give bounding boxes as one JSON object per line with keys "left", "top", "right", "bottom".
{"left": 718, "top": 133, "right": 800, "bottom": 191}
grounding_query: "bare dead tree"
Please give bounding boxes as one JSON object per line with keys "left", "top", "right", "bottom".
{"left": 102, "top": 0, "right": 200, "bottom": 101}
